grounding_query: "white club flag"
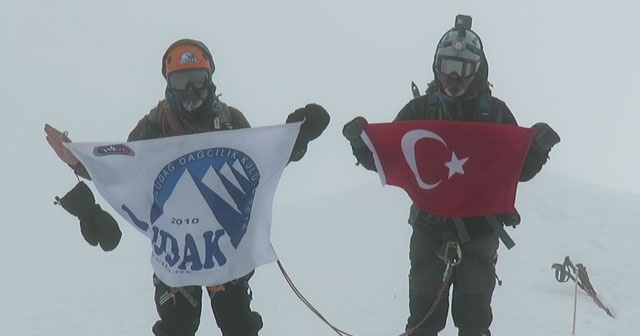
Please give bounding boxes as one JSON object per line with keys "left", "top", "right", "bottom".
{"left": 65, "top": 122, "right": 301, "bottom": 287}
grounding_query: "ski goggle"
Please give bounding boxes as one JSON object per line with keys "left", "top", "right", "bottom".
{"left": 436, "top": 56, "right": 479, "bottom": 78}
{"left": 167, "top": 69, "right": 210, "bottom": 90}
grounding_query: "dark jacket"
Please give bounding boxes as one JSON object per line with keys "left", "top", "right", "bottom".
{"left": 127, "top": 99, "right": 250, "bottom": 141}
{"left": 74, "top": 99, "right": 250, "bottom": 179}
{"left": 76, "top": 97, "right": 307, "bottom": 178}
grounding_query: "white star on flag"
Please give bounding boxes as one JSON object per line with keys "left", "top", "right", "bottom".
{"left": 444, "top": 152, "right": 469, "bottom": 178}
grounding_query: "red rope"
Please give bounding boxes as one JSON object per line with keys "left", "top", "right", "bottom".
{"left": 399, "top": 264, "right": 454, "bottom": 336}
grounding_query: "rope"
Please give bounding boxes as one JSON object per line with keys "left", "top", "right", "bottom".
{"left": 276, "top": 245, "right": 458, "bottom": 336}
{"left": 276, "top": 260, "right": 355, "bottom": 336}
{"left": 399, "top": 261, "right": 455, "bottom": 336}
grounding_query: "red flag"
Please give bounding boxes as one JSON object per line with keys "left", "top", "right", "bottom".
{"left": 361, "top": 120, "right": 536, "bottom": 217}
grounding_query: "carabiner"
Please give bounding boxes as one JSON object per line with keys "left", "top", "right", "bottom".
{"left": 443, "top": 241, "right": 462, "bottom": 266}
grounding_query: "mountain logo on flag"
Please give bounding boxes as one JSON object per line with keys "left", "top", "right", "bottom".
{"left": 69, "top": 125, "right": 296, "bottom": 282}
{"left": 119, "top": 147, "right": 260, "bottom": 252}
{"left": 149, "top": 147, "right": 260, "bottom": 248}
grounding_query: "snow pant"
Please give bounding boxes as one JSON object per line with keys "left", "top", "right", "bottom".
{"left": 152, "top": 271, "right": 263, "bottom": 336}
{"left": 406, "top": 227, "right": 498, "bottom": 336}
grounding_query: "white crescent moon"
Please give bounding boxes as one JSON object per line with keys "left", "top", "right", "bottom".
{"left": 401, "top": 129, "right": 447, "bottom": 190}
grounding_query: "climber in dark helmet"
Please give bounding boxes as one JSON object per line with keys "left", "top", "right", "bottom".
{"left": 343, "top": 15, "right": 560, "bottom": 336}
{"left": 44, "top": 38, "right": 330, "bottom": 336}
{"left": 433, "top": 16, "right": 484, "bottom": 98}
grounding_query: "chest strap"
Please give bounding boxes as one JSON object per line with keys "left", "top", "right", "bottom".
{"left": 212, "top": 100, "right": 233, "bottom": 130}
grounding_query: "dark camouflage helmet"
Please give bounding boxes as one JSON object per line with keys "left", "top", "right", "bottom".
{"left": 432, "top": 17, "right": 489, "bottom": 87}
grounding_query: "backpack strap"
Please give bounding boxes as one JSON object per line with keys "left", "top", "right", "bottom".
{"left": 452, "top": 217, "right": 471, "bottom": 244}
{"left": 422, "top": 92, "right": 442, "bottom": 120}
{"left": 485, "top": 215, "right": 516, "bottom": 249}
{"left": 477, "top": 95, "right": 496, "bottom": 122}
{"left": 212, "top": 100, "right": 234, "bottom": 130}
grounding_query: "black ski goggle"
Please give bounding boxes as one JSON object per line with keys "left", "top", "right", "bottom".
{"left": 437, "top": 56, "right": 479, "bottom": 78}
{"left": 168, "top": 69, "right": 210, "bottom": 90}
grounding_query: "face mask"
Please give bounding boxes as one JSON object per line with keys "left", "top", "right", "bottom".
{"left": 180, "top": 97, "right": 204, "bottom": 112}
{"left": 439, "top": 72, "right": 475, "bottom": 98}
{"left": 444, "top": 86, "right": 466, "bottom": 98}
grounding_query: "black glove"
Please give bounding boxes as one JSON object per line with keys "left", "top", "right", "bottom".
{"left": 286, "top": 103, "right": 330, "bottom": 162}
{"left": 286, "top": 103, "right": 330, "bottom": 143}
{"left": 520, "top": 123, "right": 560, "bottom": 181}
{"left": 55, "top": 182, "right": 122, "bottom": 251}
{"left": 342, "top": 116, "right": 369, "bottom": 142}
{"left": 530, "top": 122, "right": 560, "bottom": 152}
{"left": 342, "top": 116, "right": 377, "bottom": 169}
{"left": 496, "top": 209, "right": 521, "bottom": 228}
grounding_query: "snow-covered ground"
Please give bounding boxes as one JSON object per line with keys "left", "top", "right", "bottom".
{"left": 5, "top": 168, "right": 638, "bottom": 335}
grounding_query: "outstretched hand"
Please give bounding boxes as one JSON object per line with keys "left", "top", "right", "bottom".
{"left": 530, "top": 122, "right": 560, "bottom": 152}
{"left": 44, "top": 123, "right": 79, "bottom": 168}
{"left": 286, "top": 103, "right": 330, "bottom": 143}
{"left": 285, "top": 103, "right": 330, "bottom": 162}
{"left": 342, "top": 116, "right": 369, "bottom": 142}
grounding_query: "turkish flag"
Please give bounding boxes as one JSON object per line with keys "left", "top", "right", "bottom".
{"left": 361, "top": 120, "right": 536, "bottom": 217}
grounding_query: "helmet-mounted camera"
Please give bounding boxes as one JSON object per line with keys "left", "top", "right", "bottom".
{"left": 454, "top": 14, "right": 472, "bottom": 32}
{"left": 434, "top": 14, "right": 482, "bottom": 78}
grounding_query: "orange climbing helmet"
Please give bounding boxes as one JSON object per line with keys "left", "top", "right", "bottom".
{"left": 161, "top": 39, "right": 215, "bottom": 79}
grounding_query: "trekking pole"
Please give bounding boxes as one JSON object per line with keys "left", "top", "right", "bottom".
{"left": 574, "top": 262, "right": 615, "bottom": 318}
{"left": 551, "top": 256, "right": 615, "bottom": 319}
{"left": 572, "top": 266, "right": 579, "bottom": 335}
